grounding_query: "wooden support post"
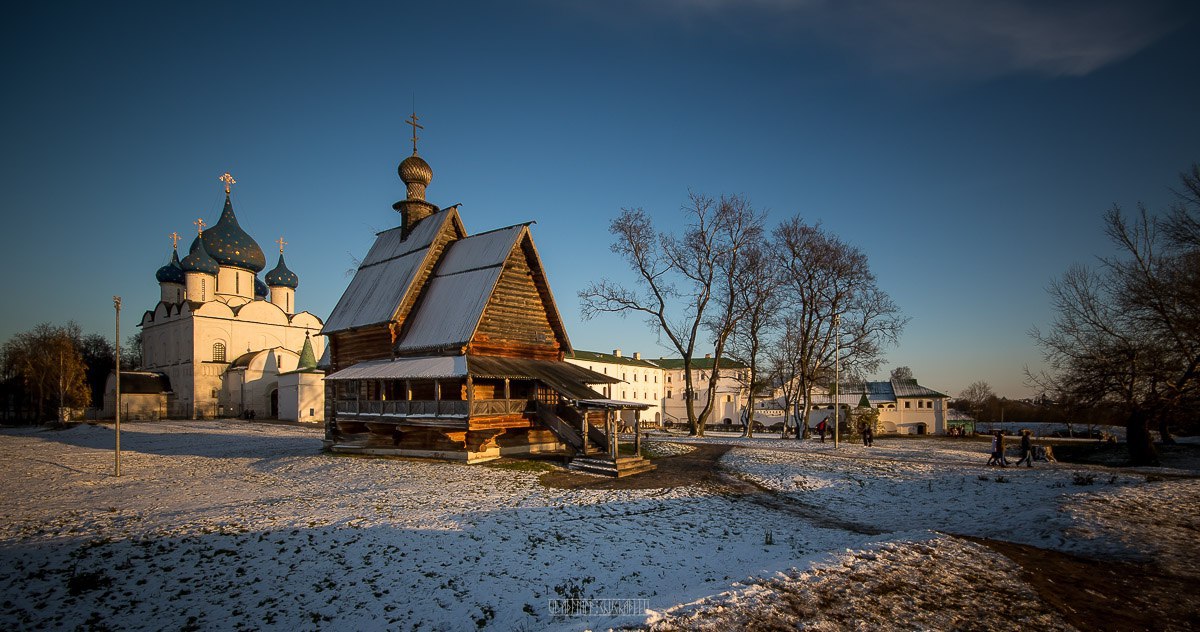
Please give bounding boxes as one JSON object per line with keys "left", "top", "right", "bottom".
{"left": 466, "top": 376, "right": 474, "bottom": 417}
{"left": 580, "top": 408, "right": 589, "bottom": 455}
{"left": 609, "top": 411, "right": 618, "bottom": 460}
{"left": 434, "top": 380, "right": 441, "bottom": 416}
{"left": 634, "top": 410, "right": 642, "bottom": 457}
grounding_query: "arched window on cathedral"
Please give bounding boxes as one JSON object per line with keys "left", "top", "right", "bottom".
{"left": 212, "top": 342, "right": 226, "bottom": 363}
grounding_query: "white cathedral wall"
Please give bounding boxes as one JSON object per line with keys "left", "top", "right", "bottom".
{"left": 278, "top": 372, "right": 324, "bottom": 422}
{"left": 269, "top": 286, "right": 295, "bottom": 314}
{"left": 185, "top": 272, "right": 215, "bottom": 302}
{"left": 139, "top": 314, "right": 195, "bottom": 416}
{"left": 136, "top": 280, "right": 325, "bottom": 419}
{"left": 159, "top": 282, "right": 184, "bottom": 303}
{"left": 215, "top": 267, "right": 254, "bottom": 299}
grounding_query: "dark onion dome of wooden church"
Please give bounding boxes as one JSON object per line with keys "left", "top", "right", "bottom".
{"left": 201, "top": 194, "right": 267, "bottom": 272}
{"left": 155, "top": 249, "right": 185, "bottom": 284}
{"left": 180, "top": 234, "right": 219, "bottom": 274}
{"left": 254, "top": 276, "right": 269, "bottom": 298}
{"left": 265, "top": 253, "right": 299, "bottom": 288}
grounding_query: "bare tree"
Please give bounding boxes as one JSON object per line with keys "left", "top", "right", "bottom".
{"left": 958, "top": 380, "right": 994, "bottom": 427}
{"left": 1, "top": 322, "right": 91, "bottom": 421}
{"left": 1031, "top": 164, "right": 1200, "bottom": 464}
{"left": 890, "top": 366, "right": 914, "bottom": 381}
{"left": 767, "top": 315, "right": 807, "bottom": 438}
{"left": 725, "top": 243, "right": 781, "bottom": 437}
{"left": 580, "top": 193, "right": 764, "bottom": 435}
{"left": 774, "top": 217, "right": 907, "bottom": 439}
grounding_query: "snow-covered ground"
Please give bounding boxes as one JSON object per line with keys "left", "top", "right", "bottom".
{"left": 0, "top": 420, "right": 1196, "bottom": 630}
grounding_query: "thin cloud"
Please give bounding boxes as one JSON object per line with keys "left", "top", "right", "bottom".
{"left": 612, "top": 0, "right": 1184, "bottom": 79}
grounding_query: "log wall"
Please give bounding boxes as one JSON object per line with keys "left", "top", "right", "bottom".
{"left": 470, "top": 243, "right": 562, "bottom": 360}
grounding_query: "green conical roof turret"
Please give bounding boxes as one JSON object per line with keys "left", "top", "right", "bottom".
{"left": 297, "top": 333, "right": 317, "bottom": 371}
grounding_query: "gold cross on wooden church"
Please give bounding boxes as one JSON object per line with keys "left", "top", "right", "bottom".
{"left": 219, "top": 172, "right": 236, "bottom": 194}
{"left": 276, "top": 236, "right": 287, "bottom": 253}
{"left": 194, "top": 218, "right": 206, "bottom": 235}
{"left": 169, "top": 231, "right": 181, "bottom": 249}
{"left": 406, "top": 112, "right": 423, "bottom": 154}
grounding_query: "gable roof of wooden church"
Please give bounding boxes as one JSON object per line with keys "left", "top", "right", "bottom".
{"left": 322, "top": 208, "right": 465, "bottom": 334}
{"left": 395, "top": 222, "right": 572, "bottom": 356}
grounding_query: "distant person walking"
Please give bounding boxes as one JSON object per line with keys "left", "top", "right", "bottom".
{"left": 1014, "top": 429, "right": 1034, "bottom": 467}
{"left": 817, "top": 419, "right": 827, "bottom": 443}
{"left": 862, "top": 424, "right": 874, "bottom": 447}
{"left": 987, "top": 431, "right": 1007, "bottom": 466}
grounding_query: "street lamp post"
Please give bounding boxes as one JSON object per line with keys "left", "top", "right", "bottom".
{"left": 113, "top": 296, "right": 121, "bottom": 477}
{"left": 833, "top": 313, "right": 840, "bottom": 449}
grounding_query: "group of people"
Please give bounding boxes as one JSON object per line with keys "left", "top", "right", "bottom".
{"left": 811, "top": 419, "right": 873, "bottom": 446}
{"left": 987, "top": 429, "right": 1035, "bottom": 467}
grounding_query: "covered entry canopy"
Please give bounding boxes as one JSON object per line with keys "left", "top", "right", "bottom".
{"left": 324, "top": 354, "right": 642, "bottom": 407}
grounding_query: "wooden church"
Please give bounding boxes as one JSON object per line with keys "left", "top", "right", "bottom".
{"left": 321, "top": 116, "right": 653, "bottom": 476}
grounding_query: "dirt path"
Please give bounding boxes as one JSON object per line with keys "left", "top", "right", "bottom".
{"left": 541, "top": 443, "right": 883, "bottom": 534}
{"left": 961, "top": 535, "right": 1199, "bottom": 631}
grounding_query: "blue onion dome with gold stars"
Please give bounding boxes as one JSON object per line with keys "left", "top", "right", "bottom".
{"left": 200, "top": 195, "right": 266, "bottom": 272}
{"left": 254, "top": 276, "right": 269, "bottom": 298}
{"left": 265, "top": 253, "right": 299, "bottom": 289}
{"left": 156, "top": 249, "right": 185, "bottom": 284}
{"left": 180, "top": 235, "right": 219, "bottom": 275}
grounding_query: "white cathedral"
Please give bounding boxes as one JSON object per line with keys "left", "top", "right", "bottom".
{"left": 104, "top": 173, "right": 326, "bottom": 422}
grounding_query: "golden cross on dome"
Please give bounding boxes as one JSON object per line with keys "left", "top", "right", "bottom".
{"left": 169, "top": 231, "right": 181, "bottom": 249}
{"left": 276, "top": 236, "right": 287, "bottom": 254}
{"left": 219, "top": 172, "right": 236, "bottom": 194}
{"left": 194, "top": 218, "right": 206, "bottom": 235}
{"left": 406, "top": 112, "right": 423, "bottom": 155}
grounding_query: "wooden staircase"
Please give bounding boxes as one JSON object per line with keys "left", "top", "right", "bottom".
{"left": 567, "top": 455, "right": 657, "bottom": 477}
{"left": 534, "top": 402, "right": 656, "bottom": 478}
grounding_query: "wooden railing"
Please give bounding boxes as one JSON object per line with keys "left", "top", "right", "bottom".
{"left": 335, "top": 399, "right": 525, "bottom": 418}
{"left": 534, "top": 402, "right": 584, "bottom": 452}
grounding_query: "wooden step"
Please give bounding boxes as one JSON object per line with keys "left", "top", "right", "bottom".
{"left": 568, "top": 456, "right": 657, "bottom": 478}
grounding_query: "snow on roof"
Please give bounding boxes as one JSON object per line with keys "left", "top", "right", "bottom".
{"left": 116, "top": 371, "right": 172, "bottom": 394}
{"left": 803, "top": 380, "right": 949, "bottom": 405}
{"left": 576, "top": 398, "right": 652, "bottom": 410}
{"left": 324, "top": 355, "right": 615, "bottom": 403}
{"left": 324, "top": 355, "right": 467, "bottom": 380}
{"left": 322, "top": 210, "right": 458, "bottom": 334}
{"left": 435, "top": 225, "right": 525, "bottom": 275}
{"left": 393, "top": 226, "right": 525, "bottom": 354}
{"left": 890, "top": 379, "right": 949, "bottom": 398}
{"left": 395, "top": 267, "right": 502, "bottom": 353}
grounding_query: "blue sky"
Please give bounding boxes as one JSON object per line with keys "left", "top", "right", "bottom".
{"left": 1, "top": 0, "right": 1197, "bottom": 398}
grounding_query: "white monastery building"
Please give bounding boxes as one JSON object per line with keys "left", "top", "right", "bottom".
{"left": 104, "top": 173, "right": 326, "bottom": 421}
{"left": 565, "top": 350, "right": 665, "bottom": 427}
{"left": 565, "top": 350, "right": 750, "bottom": 429}
{"left": 803, "top": 380, "right": 951, "bottom": 435}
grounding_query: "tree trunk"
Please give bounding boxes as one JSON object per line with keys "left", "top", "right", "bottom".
{"left": 742, "top": 392, "right": 755, "bottom": 438}
{"left": 1126, "top": 408, "right": 1160, "bottom": 466}
{"left": 1158, "top": 416, "right": 1176, "bottom": 445}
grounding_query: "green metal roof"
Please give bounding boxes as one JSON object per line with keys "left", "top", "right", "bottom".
{"left": 651, "top": 356, "right": 749, "bottom": 370}
{"left": 568, "top": 349, "right": 660, "bottom": 368}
